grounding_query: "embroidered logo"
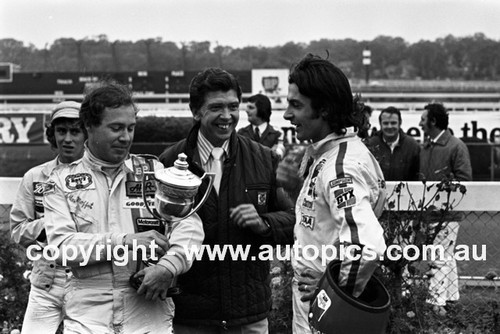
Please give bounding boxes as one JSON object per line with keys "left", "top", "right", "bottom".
{"left": 299, "top": 214, "right": 315, "bottom": 230}
{"left": 135, "top": 218, "right": 164, "bottom": 234}
{"left": 257, "top": 191, "right": 267, "bottom": 206}
{"left": 34, "top": 182, "right": 55, "bottom": 195}
{"left": 306, "top": 159, "right": 326, "bottom": 199}
{"left": 65, "top": 173, "right": 92, "bottom": 190}
{"left": 126, "top": 180, "right": 156, "bottom": 197}
{"left": 302, "top": 198, "right": 314, "bottom": 210}
{"left": 334, "top": 187, "right": 356, "bottom": 209}
{"left": 329, "top": 177, "right": 353, "bottom": 188}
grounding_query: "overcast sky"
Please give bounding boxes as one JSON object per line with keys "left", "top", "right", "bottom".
{"left": 1, "top": 0, "right": 499, "bottom": 49}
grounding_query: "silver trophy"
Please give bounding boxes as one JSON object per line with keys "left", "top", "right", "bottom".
{"left": 130, "top": 153, "right": 215, "bottom": 295}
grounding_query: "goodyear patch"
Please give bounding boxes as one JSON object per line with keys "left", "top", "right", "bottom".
{"left": 126, "top": 180, "right": 156, "bottom": 197}
{"left": 334, "top": 187, "right": 356, "bottom": 209}
{"left": 65, "top": 173, "right": 93, "bottom": 190}
{"left": 257, "top": 191, "right": 267, "bottom": 206}
{"left": 299, "top": 214, "right": 315, "bottom": 230}
{"left": 123, "top": 198, "right": 156, "bottom": 209}
{"left": 329, "top": 177, "right": 353, "bottom": 188}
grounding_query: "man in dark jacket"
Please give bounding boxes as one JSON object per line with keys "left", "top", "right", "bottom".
{"left": 159, "top": 68, "right": 294, "bottom": 333}
{"left": 419, "top": 102, "right": 472, "bottom": 314}
{"left": 367, "top": 106, "right": 421, "bottom": 181}
{"left": 238, "top": 93, "right": 282, "bottom": 149}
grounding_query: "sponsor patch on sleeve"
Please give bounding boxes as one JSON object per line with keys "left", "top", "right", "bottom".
{"left": 329, "top": 177, "right": 353, "bottom": 188}
{"left": 334, "top": 186, "right": 356, "bottom": 209}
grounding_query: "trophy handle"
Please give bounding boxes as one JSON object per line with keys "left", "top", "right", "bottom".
{"left": 169, "top": 172, "right": 215, "bottom": 223}
{"left": 142, "top": 171, "right": 163, "bottom": 221}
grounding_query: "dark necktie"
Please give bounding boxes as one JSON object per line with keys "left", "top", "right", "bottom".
{"left": 254, "top": 127, "right": 261, "bottom": 141}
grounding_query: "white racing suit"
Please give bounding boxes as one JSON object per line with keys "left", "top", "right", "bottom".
{"left": 44, "top": 151, "right": 204, "bottom": 334}
{"left": 291, "top": 130, "right": 387, "bottom": 333}
{"left": 10, "top": 157, "right": 73, "bottom": 334}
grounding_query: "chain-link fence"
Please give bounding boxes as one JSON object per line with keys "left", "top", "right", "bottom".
{"left": 385, "top": 211, "right": 500, "bottom": 333}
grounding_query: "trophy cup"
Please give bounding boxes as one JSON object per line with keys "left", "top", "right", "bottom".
{"left": 130, "top": 153, "right": 215, "bottom": 295}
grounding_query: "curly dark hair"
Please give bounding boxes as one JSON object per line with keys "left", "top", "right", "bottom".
{"left": 80, "top": 80, "right": 137, "bottom": 128}
{"left": 45, "top": 118, "right": 87, "bottom": 149}
{"left": 288, "top": 53, "right": 362, "bottom": 136}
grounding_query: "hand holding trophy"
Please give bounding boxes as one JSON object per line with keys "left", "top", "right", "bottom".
{"left": 130, "top": 153, "right": 214, "bottom": 296}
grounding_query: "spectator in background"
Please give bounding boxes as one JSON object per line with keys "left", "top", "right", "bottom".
{"left": 492, "top": 132, "right": 500, "bottom": 178}
{"left": 367, "top": 106, "right": 420, "bottom": 181}
{"left": 10, "top": 101, "right": 86, "bottom": 333}
{"left": 284, "top": 54, "right": 387, "bottom": 333}
{"left": 238, "top": 93, "right": 285, "bottom": 158}
{"left": 160, "top": 68, "right": 294, "bottom": 333}
{"left": 43, "top": 82, "right": 204, "bottom": 333}
{"left": 419, "top": 102, "right": 472, "bottom": 314}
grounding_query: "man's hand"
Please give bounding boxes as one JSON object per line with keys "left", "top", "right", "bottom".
{"left": 298, "top": 268, "right": 322, "bottom": 302}
{"left": 123, "top": 230, "right": 169, "bottom": 258}
{"left": 229, "top": 204, "right": 270, "bottom": 235}
{"left": 135, "top": 265, "right": 174, "bottom": 301}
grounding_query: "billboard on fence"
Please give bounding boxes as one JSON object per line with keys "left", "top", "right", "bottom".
{"left": 0, "top": 113, "right": 48, "bottom": 144}
{"left": 251, "top": 69, "right": 289, "bottom": 104}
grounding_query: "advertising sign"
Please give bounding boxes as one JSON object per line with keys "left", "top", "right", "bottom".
{"left": 251, "top": 69, "right": 289, "bottom": 104}
{"left": 0, "top": 113, "right": 47, "bottom": 144}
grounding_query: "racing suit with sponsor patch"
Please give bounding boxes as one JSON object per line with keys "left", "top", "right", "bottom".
{"left": 291, "top": 129, "right": 387, "bottom": 332}
{"left": 10, "top": 157, "right": 73, "bottom": 333}
{"left": 43, "top": 150, "right": 204, "bottom": 334}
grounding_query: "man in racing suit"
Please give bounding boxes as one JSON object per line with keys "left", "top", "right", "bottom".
{"left": 43, "top": 82, "right": 204, "bottom": 334}
{"left": 283, "top": 54, "right": 387, "bottom": 333}
{"left": 10, "top": 101, "right": 86, "bottom": 333}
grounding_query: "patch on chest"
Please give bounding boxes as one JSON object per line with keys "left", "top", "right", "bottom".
{"left": 299, "top": 214, "right": 315, "bottom": 230}
{"left": 65, "top": 173, "right": 93, "bottom": 190}
{"left": 125, "top": 180, "right": 156, "bottom": 197}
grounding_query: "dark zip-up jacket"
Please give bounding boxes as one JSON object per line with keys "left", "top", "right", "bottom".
{"left": 366, "top": 130, "right": 421, "bottom": 181}
{"left": 159, "top": 124, "right": 294, "bottom": 328}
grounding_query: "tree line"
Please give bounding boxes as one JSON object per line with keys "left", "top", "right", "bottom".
{"left": 1, "top": 33, "right": 499, "bottom": 80}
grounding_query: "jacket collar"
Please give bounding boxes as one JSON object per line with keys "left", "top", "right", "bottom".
{"left": 424, "top": 129, "right": 452, "bottom": 148}
{"left": 41, "top": 157, "right": 60, "bottom": 177}
{"left": 184, "top": 122, "right": 239, "bottom": 176}
{"left": 299, "top": 128, "right": 358, "bottom": 177}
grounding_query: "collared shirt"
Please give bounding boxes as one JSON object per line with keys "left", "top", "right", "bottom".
{"left": 431, "top": 130, "right": 446, "bottom": 143}
{"left": 253, "top": 123, "right": 268, "bottom": 137}
{"left": 197, "top": 131, "right": 229, "bottom": 171}
{"left": 384, "top": 133, "right": 400, "bottom": 153}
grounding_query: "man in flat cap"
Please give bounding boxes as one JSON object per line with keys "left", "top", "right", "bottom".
{"left": 10, "top": 100, "right": 87, "bottom": 333}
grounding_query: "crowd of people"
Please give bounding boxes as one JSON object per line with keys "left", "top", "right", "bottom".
{"left": 9, "top": 53, "right": 472, "bottom": 334}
